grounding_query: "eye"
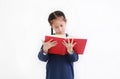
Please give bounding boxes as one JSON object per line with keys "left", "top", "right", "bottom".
{"left": 60, "top": 24, "right": 63, "bottom": 27}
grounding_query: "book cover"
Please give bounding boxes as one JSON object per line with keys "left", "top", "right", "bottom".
{"left": 44, "top": 35, "right": 87, "bottom": 55}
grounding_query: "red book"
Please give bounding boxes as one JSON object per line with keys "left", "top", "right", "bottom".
{"left": 44, "top": 35, "right": 87, "bottom": 55}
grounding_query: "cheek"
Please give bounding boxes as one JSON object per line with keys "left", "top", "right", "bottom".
{"left": 62, "top": 26, "right": 66, "bottom": 30}
{"left": 54, "top": 28, "right": 59, "bottom": 32}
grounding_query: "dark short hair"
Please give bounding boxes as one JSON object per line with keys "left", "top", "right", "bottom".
{"left": 48, "top": 10, "right": 66, "bottom": 25}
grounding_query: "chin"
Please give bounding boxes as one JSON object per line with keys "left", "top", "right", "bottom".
{"left": 59, "top": 32, "right": 65, "bottom": 34}
{"left": 56, "top": 32, "right": 65, "bottom": 35}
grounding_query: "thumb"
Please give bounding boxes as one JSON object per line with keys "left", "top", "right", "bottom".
{"left": 41, "top": 39, "right": 44, "bottom": 44}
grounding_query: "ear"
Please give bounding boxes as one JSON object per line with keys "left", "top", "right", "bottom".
{"left": 64, "top": 19, "right": 67, "bottom": 22}
{"left": 51, "top": 25, "right": 53, "bottom": 28}
{"left": 50, "top": 20, "right": 53, "bottom": 26}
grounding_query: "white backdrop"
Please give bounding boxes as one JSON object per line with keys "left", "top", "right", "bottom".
{"left": 0, "top": 0, "right": 120, "bottom": 79}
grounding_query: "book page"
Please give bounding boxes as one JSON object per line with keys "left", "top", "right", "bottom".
{"left": 45, "top": 34, "right": 67, "bottom": 38}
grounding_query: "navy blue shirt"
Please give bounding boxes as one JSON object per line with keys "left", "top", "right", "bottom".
{"left": 38, "top": 34, "right": 79, "bottom": 79}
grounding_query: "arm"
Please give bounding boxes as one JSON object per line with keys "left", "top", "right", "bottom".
{"left": 63, "top": 39, "right": 78, "bottom": 62}
{"left": 66, "top": 51, "right": 79, "bottom": 62}
{"left": 38, "top": 39, "right": 57, "bottom": 62}
{"left": 38, "top": 46, "right": 49, "bottom": 62}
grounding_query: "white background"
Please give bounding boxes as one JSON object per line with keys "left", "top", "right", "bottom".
{"left": 0, "top": 0, "right": 120, "bottom": 79}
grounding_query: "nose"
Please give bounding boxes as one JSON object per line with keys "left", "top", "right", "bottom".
{"left": 58, "top": 27, "right": 62, "bottom": 31}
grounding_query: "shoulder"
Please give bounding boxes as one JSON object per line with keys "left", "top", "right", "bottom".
{"left": 66, "top": 34, "right": 74, "bottom": 38}
{"left": 67, "top": 34, "right": 80, "bottom": 38}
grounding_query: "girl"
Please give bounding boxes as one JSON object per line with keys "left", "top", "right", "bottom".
{"left": 38, "top": 10, "right": 79, "bottom": 79}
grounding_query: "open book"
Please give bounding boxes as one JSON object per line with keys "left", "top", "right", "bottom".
{"left": 44, "top": 35, "right": 87, "bottom": 55}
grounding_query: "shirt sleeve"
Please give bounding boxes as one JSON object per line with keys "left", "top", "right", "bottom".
{"left": 66, "top": 51, "right": 79, "bottom": 62}
{"left": 38, "top": 46, "right": 49, "bottom": 62}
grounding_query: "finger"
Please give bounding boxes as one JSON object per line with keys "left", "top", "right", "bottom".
{"left": 41, "top": 39, "right": 44, "bottom": 44}
{"left": 48, "top": 39, "right": 53, "bottom": 42}
{"left": 68, "top": 38, "right": 70, "bottom": 43}
{"left": 51, "top": 41, "right": 57, "bottom": 45}
{"left": 73, "top": 42, "right": 76, "bottom": 47}
{"left": 71, "top": 38, "right": 74, "bottom": 44}
{"left": 51, "top": 41, "right": 58, "bottom": 46}
{"left": 62, "top": 40, "right": 67, "bottom": 46}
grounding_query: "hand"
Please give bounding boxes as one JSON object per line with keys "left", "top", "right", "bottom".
{"left": 63, "top": 38, "right": 76, "bottom": 54}
{"left": 42, "top": 39, "right": 57, "bottom": 53}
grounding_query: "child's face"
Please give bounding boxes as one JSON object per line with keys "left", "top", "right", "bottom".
{"left": 51, "top": 17, "right": 66, "bottom": 34}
